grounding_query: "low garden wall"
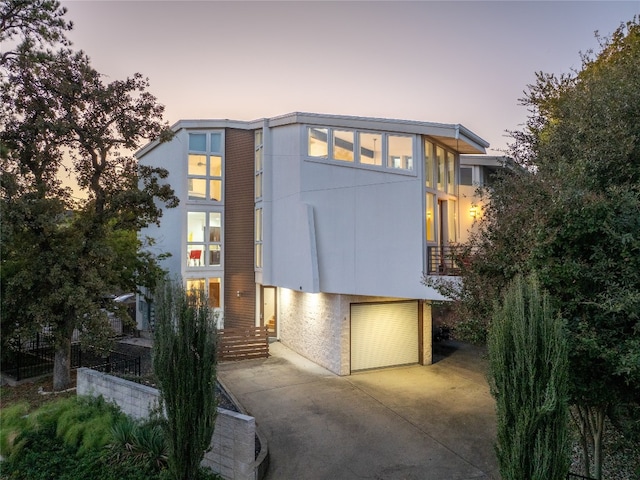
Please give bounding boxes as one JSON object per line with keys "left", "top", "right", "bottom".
{"left": 77, "top": 368, "right": 263, "bottom": 480}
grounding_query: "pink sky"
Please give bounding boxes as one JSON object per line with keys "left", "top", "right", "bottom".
{"left": 61, "top": 1, "right": 639, "bottom": 154}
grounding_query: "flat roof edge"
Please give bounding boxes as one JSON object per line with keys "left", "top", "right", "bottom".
{"left": 136, "top": 112, "right": 489, "bottom": 157}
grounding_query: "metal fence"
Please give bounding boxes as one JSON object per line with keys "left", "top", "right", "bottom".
{"left": 1, "top": 334, "right": 140, "bottom": 381}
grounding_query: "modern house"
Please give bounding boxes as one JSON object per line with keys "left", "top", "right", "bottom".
{"left": 136, "top": 112, "right": 490, "bottom": 375}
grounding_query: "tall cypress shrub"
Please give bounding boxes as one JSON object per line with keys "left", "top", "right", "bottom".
{"left": 488, "top": 274, "right": 569, "bottom": 480}
{"left": 153, "top": 279, "right": 218, "bottom": 480}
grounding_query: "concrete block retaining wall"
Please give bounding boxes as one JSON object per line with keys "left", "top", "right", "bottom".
{"left": 77, "top": 368, "right": 260, "bottom": 480}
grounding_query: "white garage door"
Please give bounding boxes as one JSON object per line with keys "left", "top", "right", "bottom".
{"left": 351, "top": 301, "right": 419, "bottom": 372}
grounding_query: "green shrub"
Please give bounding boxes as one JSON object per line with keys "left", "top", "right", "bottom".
{"left": 153, "top": 279, "right": 218, "bottom": 480}
{"left": 108, "top": 415, "right": 168, "bottom": 469}
{"left": 488, "top": 274, "right": 570, "bottom": 480}
{"left": 0, "top": 402, "right": 29, "bottom": 459}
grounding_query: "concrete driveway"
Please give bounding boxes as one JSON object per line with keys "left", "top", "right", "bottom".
{"left": 217, "top": 340, "right": 498, "bottom": 480}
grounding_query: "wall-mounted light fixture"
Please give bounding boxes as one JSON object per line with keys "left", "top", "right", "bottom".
{"left": 236, "top": 290, "right": 241, "bottom": 298}
{"left": 470, "top": 206, "right": 479, "bottom": 219}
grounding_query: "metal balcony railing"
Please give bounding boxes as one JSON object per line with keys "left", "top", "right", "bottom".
{"left": 427, "top": 245, "right": 467, "bottom": 276}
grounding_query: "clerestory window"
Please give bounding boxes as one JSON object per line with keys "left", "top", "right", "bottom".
{"left": 307, "top": 127, "right": 414, "bottom": 172}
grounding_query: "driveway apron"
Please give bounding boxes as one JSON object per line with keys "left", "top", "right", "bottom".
{"left": 217, "top": 341, "right": 498, "bottom": 480}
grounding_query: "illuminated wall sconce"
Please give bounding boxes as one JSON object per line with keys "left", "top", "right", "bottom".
{"left": 469, "top": 206, "right": 479, "bottom": 219}
{"left": 236, "top": 290, "right": 241, "bottom": 297}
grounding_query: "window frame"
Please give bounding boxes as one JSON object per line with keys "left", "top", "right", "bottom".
{"left": 186, "top": 210, "right": 223, "bottom": 270}
{"left": 305, "top": 126, "right": 416, "bottom": 175}
{"left": 187, "top": 131, "right": 224, "bottom": 203}
{"left": 423, "top": 138, "right": 459, "bottom": 247}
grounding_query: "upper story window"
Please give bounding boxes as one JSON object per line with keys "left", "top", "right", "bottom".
{"left": 425, "top": 140, "right": 456, "bottom": 195}
{"left": 388, "top": 134, "right": 413, "bottom": 170}
{"left": 333, "top": 130, "right": 354, "bottom": 162}
{"left": 255, "top": 130, "right": 263, "bottom": 200}
{"left": 424, "top": 141, "right": 435, "bottom": 188}
{"left": 307, "top": 127, "right": 414, "bottom": 172}
{"left": 187, "top": 211, "right": 222, "bottom": 268}
{"left": 460, "top": 167, "right": 473, "bottom": 186}
{"left": 188, "top": 132, "right": 223, "bottom": 202}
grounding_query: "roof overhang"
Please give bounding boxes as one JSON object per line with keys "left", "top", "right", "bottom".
{"left": 136, "top": 112, "right": 489, "bottom": 158}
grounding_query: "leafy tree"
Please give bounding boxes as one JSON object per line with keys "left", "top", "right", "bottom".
{"left": 153, "top": 279, "right": 218, "bottom": 480}
{"left": 428, "top": 18, "right": 640, "bottom": 479}
{"left": 1, "top": 43, "right": 177, "bottom": 390}
{"left": 488, "top": 274, "right": 569, "bottom": 480}
{"left": 0, "top": 0, "right": 72, "bottom": 66}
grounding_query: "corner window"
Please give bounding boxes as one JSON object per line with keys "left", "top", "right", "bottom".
{"left": 187, "top": 211, "right": 222, "bottom": 268}
{"left": 188, "top": 132, "right": 223, "bottom": 202}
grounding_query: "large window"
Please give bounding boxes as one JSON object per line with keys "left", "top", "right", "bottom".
{"left": 188, "top": 132, "right": 223, "bottom": 201}
{"left": 424, "top": 139, "right": 458, "bottom": 252}
{"left": 187, "top": 211, "right": 222, "bottom": 268}
{"left": 186, "top": 277, "right": 221, "bottom": 308}
{"left": 307, "top": 126, "right": 414, "bottom": 172}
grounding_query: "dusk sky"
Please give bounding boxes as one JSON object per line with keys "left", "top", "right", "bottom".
{"left": 61, "top": 1, "right": 639, "bottom": 154}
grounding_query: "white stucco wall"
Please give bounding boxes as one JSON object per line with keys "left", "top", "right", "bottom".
{"left": 267, "top": 124, "right": 443, "bottom": 301}
{"left": 138, "top": 129, "right": 188, "bottom": 279}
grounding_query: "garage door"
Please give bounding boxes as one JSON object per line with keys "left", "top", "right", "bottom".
{"left": 351, "top": 301, "right": 419, "bottom": 372}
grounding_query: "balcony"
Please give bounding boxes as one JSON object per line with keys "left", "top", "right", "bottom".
{"left": 427, "top": 245, "right": 469, "bottom": 276}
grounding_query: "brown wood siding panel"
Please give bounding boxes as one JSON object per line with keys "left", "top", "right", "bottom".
{"left": 224, "top": 129, "right": 255, "bottom": 328}
{"left": 218, "top": 327, "right": 269, "bottom": 361}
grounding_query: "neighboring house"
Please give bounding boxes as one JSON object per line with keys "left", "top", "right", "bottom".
{"left": 136, "top": 112, "right": 489, "bottom": 375}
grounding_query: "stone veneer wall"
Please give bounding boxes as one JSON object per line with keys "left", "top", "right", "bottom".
{"left": 76, "top": 368, "right": 257, "bottom": 480}
{"left": 277, "top": 289, "right": 431, "bottom": 376}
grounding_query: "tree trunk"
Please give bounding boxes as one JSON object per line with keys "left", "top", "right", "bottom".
{"left": 571, "top": 405, "right": 593, "bottom": 478}
{"left": 571, "top": 404, "right": 607, "bottom": 480}
{"left": 592, "top": 406, "right": 606, "bottom": 480}
{"left": 53, "top": 337, "right": 72, "bottom": 391}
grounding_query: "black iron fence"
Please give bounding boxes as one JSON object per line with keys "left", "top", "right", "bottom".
{"left": 1, "top": 334, "right": 140, "bottom": 381}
